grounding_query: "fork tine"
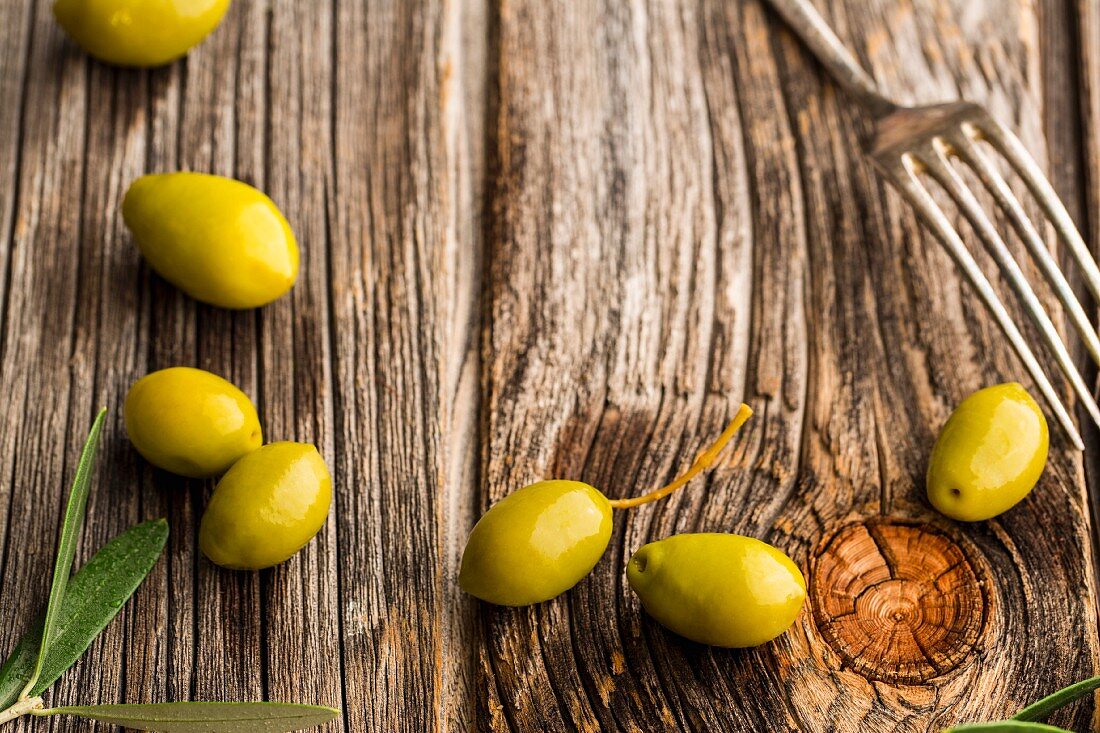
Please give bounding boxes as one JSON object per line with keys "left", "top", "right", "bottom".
{"left": 918, "top": 139, "right": 1100, "bottom": 432}
{"left": 947, "top": 130, "right": 1100, "bottom": 369}
{"left": 975, "top": 118, "right": 1100, "bottom": 306}
{"left": 882, "top": 154, "right": 1084, "bottom": 449}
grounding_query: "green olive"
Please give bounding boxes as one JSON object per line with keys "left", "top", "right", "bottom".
{"left": 53, "top": 0, "right": 231, "bottom": 68}
{"left": 459, "top": 406, "right": 755, "bottom": 606}
{"left": 927, "top": 382, "right": 1048, "bottom": 522}
{"left": 459, "top": 480, "right": 613, "bottom": 606}
{"left": 125, "top": 366, "right": 261, "bottom": 478}
{"left": 199, "top": 442, "right": 331, "bottom": 570}
{"left": 123, "top": 172, "right": 298, "bottom": 309}
{"left": 627, "top": 533, "right": 805, "bottom": 648}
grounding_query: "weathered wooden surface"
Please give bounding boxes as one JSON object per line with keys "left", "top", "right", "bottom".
{"left": 0, "top": 0, "right": 1098, "bottom": 731}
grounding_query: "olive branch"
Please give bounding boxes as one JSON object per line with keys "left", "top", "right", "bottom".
{"left": 942, "top": 677, "right": 1100, "bottom": 731}
{"left": 0, "top": 409, "right": 339, "bottom": 731}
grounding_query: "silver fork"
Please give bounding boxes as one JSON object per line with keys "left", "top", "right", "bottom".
{"left": 763, "top": 0, "right": 1100, "bottom": 450}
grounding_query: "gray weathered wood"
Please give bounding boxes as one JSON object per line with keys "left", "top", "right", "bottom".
{"left": 0, "top": 1, "right": 1097, "bottom": 731}
{"left": 479, "top": 0, "right": 1100, "bottom": 730}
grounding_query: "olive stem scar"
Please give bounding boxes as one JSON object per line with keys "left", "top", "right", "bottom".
{"left": 607, "top": 403, "right": 754, "bottom": 510}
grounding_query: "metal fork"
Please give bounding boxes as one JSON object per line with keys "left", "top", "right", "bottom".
{"left": 763, "top": 0, "right": 1100, "bottom": 450}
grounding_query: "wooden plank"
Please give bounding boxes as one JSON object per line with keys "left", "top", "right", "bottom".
{"left": 140, "top": 56, "right": 196, "bottom": 711}
{"left": 67, "top": 32, "right": 158, "bottom": 726}
{"left": 261, "top": 0, "right": 344, "bottom": 722}
{"left": 439, "top": 0, "right": 487, "bottom": 729}
{"left": 760, "top": 0, "right": 1099, "bottom": 725}
{"left": 1078, "top": 0, "right": 1100, "bottom": 620}
{"left": 1081, "top": 0, "right": 1100, "bottom": 258}
{"left": 0, "top": 0, "right": 466, "bottom": 727}
{"left": 329, "top": 0, "right": 465, "bottom": 729}
{"left": 480, "top": 0, "right": 1100, "bottom": 730}
{"left": 482, "top": 1, "right": 762, "bottom": 728}
{"left": 178, "top": 0, "right": 264, "bottom": 709}
{"left": 0, "top": 5, "right": 93, "bottom": 730}
{"left": 0, "top": 0, "right": 32, "bottom": 359}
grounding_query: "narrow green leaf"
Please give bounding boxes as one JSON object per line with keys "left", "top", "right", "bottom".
{"left": 19, "top": 407, "right": 107, "bottom": 699}
{"left": 1012, "top": 675, "right": 1100, "bottom": 722}
{"left": 36, "top": 702, "right": 341, "bottom": 732}
{"left": 0, "top": 518, "right": 168, "bottom": 708}
{"left": 944, "top": 722, "right": 1075, "bottom": 732}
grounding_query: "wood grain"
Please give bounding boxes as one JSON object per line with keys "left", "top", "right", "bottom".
{"left": 480, "top": 0, "right": 1100, "bottom": 730}
{"left": 329, "top": 0, "right": 461, "bottom": 730}
{"left": 0, "top": 1, "right": 1096, "bottom": 731}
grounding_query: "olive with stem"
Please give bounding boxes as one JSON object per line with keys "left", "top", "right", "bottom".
{"left": 459, "top": 404, "right": 754, "bottom": 606}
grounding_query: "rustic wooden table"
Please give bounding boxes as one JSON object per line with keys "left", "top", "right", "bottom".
{"left": 2, "top": 0, "right": 1100, "bottom": 731}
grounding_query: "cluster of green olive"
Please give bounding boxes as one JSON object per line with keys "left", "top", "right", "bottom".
{"left": 126, "top": 366, "right": 331, "bottom": 570}
{"left": 117, "top": 112, "right": 315, "bottom": 572}
{"left": 926, "top": 382, "right": 1049, "bottom": 522}
{"left": 52, "top": 0, "right": 328, "bottom": 574}
{"left": 460, "top": 406, "right": 808, "bottom": 649}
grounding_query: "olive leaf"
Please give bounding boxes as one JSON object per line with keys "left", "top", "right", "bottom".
{"left": 17, "top": 408, "right": 106, "bottom": 700}
{"left": 31, "top": 701, "right": 341, "bottom": 732}
{"left": 944, "top": 723, "right": 1074, "bottom": 732}
{"left": 945, "top": 674, "right": 1100, "bottom": 732}
{"left": 1012, "top": 675, "right": 1100, "bottom": 723}
{"left": 0, "top": 518, "right": 169, "bottom": 708}
{"left": 0, "top": 409, "right": 339, "bottom": 731}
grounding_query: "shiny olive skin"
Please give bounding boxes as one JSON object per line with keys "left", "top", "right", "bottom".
{"left": 53, "top": 0, "right": 231, "bottom": 67}
{"left": 459, "top": 480, "right": 613, "bottom": 606}
{"left": 123, "top": 172, "right": 298, "bottom": 309}
{"left": 627, "top": 533, "right": 805, "bottom": 648}
{"left": 927, "top": 382, "right": 1049, "bottom": 522}
{"left": 125, "top": 366, "right": 262, "bottom": 478}
{"left": 200, "top": 442, "right": 331, "bottom": 570}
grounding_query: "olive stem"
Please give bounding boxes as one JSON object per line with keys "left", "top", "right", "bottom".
{"left": 607, "top": 403, "right": 753, "bottom": 510}
{"left": 0, "top": 696, "right": 44, "bottom": 725}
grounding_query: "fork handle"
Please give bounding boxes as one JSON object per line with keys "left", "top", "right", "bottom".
{"left": 763, "top": 0, "right": 898, "bottom": 117}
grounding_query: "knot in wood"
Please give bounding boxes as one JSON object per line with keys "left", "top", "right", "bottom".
{"left": 811, "top": 521, "right": 986, "bottom": 684}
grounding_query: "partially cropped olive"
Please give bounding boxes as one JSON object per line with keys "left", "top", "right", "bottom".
{"left": 125, "top": 366, "right": 261, "bottom": 478}
{"left": 627, "top": 533, "right": 805, "bottom": 648}
{"left": 459, "top": 405, "right": 755, "bottom": 606}
{"left": 53, "top": 0, "right": 231, "bottom": 68}
{"left": 927, "top": 382, "right": 1048, "bottom": 522}
{"left": 200, "top": 442, "right": 331, "bottom": 570}
{"left": 123, "top": 172, "right": 298, "bottom": 309}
